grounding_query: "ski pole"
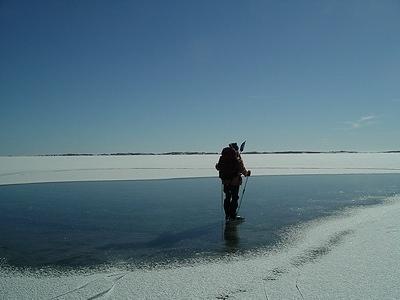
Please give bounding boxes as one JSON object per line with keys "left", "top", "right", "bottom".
{"left": 237, "top": 140, "right": 248, "bottom": 214}
{"left": 237, "top": 175, "right": 249, "bottom": 214}
{"left": 221, "top": 183, "right": 224, "bottom": 216}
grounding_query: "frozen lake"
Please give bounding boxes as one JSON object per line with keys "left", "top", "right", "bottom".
{"left": 0, "top": 174, "right": 398, "bottom": 269}
{"left": 2, "top": 153, "right": 400, "bottom": 185}
{"left": 1, "top": 154, "right": 400, "bottom": 299}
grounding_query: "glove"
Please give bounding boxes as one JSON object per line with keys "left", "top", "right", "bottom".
{"left": 247, "top": 170, "right": 251, "bottom": 176}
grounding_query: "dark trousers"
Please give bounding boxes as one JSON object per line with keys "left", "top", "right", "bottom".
{"left": 223, "top": 184, "right": 240, "bottom": 219}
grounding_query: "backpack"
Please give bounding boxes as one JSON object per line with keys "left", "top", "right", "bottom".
{"left": 217, "top": 147, "right": 240, "bottom": 180}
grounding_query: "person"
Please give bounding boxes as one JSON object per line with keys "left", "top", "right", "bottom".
{"left": 215, "top": 142, "right": 251, "bottom": 221}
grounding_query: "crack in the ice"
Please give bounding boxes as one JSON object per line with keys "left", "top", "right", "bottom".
{"left": 49, "top": 278, "right": 99, "bottom": 299}
{"left": 49, "top": 272, "right": 129, "bottom": 300}
{"left": 86, "top": 273, "right": 129, "bottom": 300}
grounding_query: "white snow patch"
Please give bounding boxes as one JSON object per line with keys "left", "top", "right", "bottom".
{"left": 1, "top": 153, "right": 400, "bottom": 185}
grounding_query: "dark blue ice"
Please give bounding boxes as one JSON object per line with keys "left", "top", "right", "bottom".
{"left": 0, "top": 174, "right": 399, "bottom": 268}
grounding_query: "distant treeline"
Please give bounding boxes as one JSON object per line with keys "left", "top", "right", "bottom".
{"left": 36, "top": 150, "right": 400, "bottom": 157}
{"left": 39, "top": 152, "right": 218, "bottom": 156}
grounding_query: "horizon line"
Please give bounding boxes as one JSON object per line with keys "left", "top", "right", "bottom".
{"left": 2, "top": 150, "right": 400, "bottom": 157}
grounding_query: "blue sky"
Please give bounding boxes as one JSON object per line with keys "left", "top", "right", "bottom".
{"left": 1, "top": 0, "right": 399, "bottom": 155}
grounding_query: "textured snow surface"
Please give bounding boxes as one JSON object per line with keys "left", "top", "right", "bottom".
{"left": 1, "top": 196, "right": 399, "bottom": 299}
{"left": 1, "top": 153, "right": 400, "bottom": 185}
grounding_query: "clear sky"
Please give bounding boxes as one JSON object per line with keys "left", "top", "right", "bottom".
{"left": 1, "top": 0, "right": 399, "bottom": 155}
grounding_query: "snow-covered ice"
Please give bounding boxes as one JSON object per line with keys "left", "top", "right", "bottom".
{"left": 1, "top": 153, "right": 400, "bottom": 185}
{"left": 1, "top": 153, "right": 400, "bottom": 299}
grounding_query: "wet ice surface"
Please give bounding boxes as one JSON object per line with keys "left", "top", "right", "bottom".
{"left": 0, "top": 175, "right": 397, "bottom": 268}
{"left": 1, "top": 174, "right": 400, "bottom": 299}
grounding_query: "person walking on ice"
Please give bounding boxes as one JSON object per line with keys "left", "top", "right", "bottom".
{"left": 216, "top": 142, "right": 251, "bottom": 221}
